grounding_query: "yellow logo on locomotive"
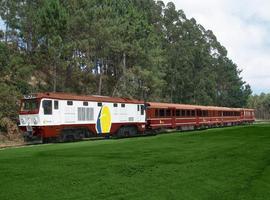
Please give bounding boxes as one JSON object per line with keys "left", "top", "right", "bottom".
{"left": 96, "top": 105, "right": 112, "bottom": 134}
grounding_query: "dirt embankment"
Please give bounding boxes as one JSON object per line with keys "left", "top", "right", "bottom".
{"left": 0, "top": 117, "right": 24, "bottom": 148}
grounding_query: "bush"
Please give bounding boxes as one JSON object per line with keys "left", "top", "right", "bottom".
{"left": 0, "top": 117, "right": 21, "bottom": 141}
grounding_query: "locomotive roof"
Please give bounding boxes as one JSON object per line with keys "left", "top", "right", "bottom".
{"left": 27, "top": 92, "right": 144, "bottom": 104}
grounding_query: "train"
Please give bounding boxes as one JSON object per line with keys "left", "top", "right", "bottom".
{"left": 18, "top": 92, "right": 255, "bottom": 142}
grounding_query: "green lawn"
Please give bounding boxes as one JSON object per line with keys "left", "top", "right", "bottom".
{"left": 1, "top": 125, "right": 270, "bottom": 200}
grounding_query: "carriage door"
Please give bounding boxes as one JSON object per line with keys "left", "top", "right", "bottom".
{"left": 241, "top": 110, "right": 244, "bottom": 120}
{"left": 171, "top": 107, "right": 176, "bottom": 128}
{"left": 196, "top": 109, "right": 201, "bottom": 127}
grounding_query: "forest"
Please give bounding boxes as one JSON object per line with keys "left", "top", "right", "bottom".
{"left": 248, "top": 93, "right": 270, "bottom": 120}
{"left": 0, "top": 0, "right": 266, "bottom": 136}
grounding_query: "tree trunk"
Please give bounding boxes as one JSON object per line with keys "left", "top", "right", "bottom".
{"left": 111, "top": 52, "right": 126, "bottom": 96}
{"left": 98, "top": 59, "right": 103, "bottom": 95}
{"left": 98, "top": 74, "right": 102, "bottom": 95}
{"left": 53, "top": 59, "right": 57, "bottom": 92}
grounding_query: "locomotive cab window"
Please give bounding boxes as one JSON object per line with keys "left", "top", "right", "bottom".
{"left": 43, "top": 100, "right": 52, "bottom": 115}
{"left": 54, "top": 100, "right": 59, "bottom": 110}
{"left": 83, "top": 101, "right": 88, "bottom": 106}
{"left": 21, "top": 99, "right": 39, "bottom": 111}
{"left": 113, "top": 103, "right": 118, "bottom": 107}
{"left": 97, "top": 102, "right": 102, "bottom": 107}
{"left": 67, "top": 101, "right": 73, "bottom": 106}
{"left": 121, "top": 103, "right": 125, "bottom": 108}
{"left": 140, "top": 105, "right": 144, "bottom": 115}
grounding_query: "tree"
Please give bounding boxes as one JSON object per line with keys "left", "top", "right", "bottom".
{"left": 0, "top": 0, "right": 253, "bottom": 136}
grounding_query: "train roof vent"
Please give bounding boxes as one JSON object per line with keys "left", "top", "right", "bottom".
{"left": 91, "top": 95, "right": 110, "bottom": 98}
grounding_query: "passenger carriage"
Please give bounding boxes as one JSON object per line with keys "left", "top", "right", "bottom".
{"left": 146, "top": 103, "right": 255, "bottom": 131}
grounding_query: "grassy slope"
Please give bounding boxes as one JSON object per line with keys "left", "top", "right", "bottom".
{"left": 0, "top": 125, "right": 270, "bottom": 200}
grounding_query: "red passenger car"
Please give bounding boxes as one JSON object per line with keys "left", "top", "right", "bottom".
{"left": 146, "top": 102, "right": 255, "bottom": 131}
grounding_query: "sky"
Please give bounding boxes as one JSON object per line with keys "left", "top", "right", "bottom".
{"left": 163, "top": 0, "right": 270, "bottom": 94}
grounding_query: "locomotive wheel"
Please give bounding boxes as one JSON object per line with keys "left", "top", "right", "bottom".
{"left": 58, "top": 127, "right": 93, "bottom": 142}
{"left": 116, "top": 126, "right": 138, "bottom": 138}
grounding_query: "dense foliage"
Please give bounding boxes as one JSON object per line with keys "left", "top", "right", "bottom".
{"left": 248, "top": 93, "right": 270, "bottom": 120}
{"left": 0, "top": 0, "right": 251, "bottom": 127}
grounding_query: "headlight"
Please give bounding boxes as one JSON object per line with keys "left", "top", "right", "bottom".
{"left": 21, "top": 118, "right": 26, "bottom": 124}
{"left": 33, "top": 117, "right": 38, "bottom": 125}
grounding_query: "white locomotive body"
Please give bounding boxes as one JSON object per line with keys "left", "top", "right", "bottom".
{"left": 19, "top": 93, "right": 146, "bottom": 141}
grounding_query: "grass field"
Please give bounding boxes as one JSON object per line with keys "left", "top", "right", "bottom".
{"left": 1, "top": 125, "right": 270, "bottom": 200}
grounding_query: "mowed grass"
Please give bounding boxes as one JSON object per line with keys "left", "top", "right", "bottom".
{"left": 1, "top": 125, "right": 270, "bottom": 200}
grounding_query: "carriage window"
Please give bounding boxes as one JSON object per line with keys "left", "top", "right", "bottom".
{"left": 187, "top": 110, "right": 191, "bottom": 116}
{"left": 159, "top": 109, "right": 165, "bottom": 117}
{"left": 97, "top": 102, "right": 102, "bottom": 107}
{"left": 197, "top": 110, "right": 202, "bottom": 117}
{"left": 137, "top": 105, "right": 140, "bottom": 111}
{"left": 43, "top": 100, "right": 52, "bottom": 115}
{"left": 113, "top": 103, "right": 118, "bottom": 107}
{"left": 121, "top": 103, "right": 125, "bottom": 108}
{"left": 54, "top": 100, "right": 59, "bottom": 110}
{"left": 67, "top": 101, "right": 73, "bottom": 106}
{"left": 176, "top": 110, "right": 180, "bottom": 116}
{"left": 191, "top": 110, "right": 195, "bottom": 116}
{"left": 83, "top": 101, "right": 88, "bottom": 106}
{"left": 166, "top": 109, "right": 171, "bottom": 116}
{"left": 181, "top": 110, "right": 186, "bottom": 116}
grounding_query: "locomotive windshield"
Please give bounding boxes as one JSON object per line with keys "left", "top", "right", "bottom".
{"left": 21, "top": 99, "right": 39, "bottom": 111}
